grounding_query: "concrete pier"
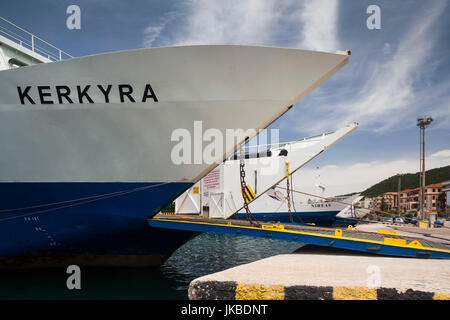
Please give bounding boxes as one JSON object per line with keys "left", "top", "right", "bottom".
{"left": 355, "top": 222, "right": 450, "bottom": 242}
{"left": 188, "top": 246, "right": 450, "bottom": 300}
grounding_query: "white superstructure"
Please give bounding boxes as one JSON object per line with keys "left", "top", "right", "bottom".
{"left": 0, "top": 17, "right": 72, "bottom": 70}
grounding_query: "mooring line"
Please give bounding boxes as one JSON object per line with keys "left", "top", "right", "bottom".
{"left": 0, "top": 182, "right": 170, "bottom": 221}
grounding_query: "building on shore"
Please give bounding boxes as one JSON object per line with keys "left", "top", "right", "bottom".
{"left": 442, "top": 180, "right": 450, "bottom": 217}
{"left": 424, "top": 183, "right": 444, "bottom": 213}
{"left": 383, "top": 192, "right": 398, "bottom": 211}
{"left": 373, "top": 196, "right": 383, "bottom": 210}
{"left": 373, "top": 183, "right": 444, "bottom": 215}
{"left": 358, "top": 197, "right": 375, "bottom": 209}
{"left": 400, "top": 188, "right": 420, "bottom": 211}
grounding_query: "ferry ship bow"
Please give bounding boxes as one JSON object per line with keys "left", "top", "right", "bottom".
{"left": 0, "top": 17, "right": 350, "bottom": 267}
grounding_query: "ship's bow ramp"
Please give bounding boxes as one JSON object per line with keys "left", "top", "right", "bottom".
{"left": 175, "top": 123, "right": 358, "bottom": 219}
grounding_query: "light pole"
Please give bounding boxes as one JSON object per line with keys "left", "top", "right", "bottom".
{"left": 397, "top": 173, "right": 401, "bottom": 215}
{"left": 416, "top": 116, "right": 433, "bottom": 220}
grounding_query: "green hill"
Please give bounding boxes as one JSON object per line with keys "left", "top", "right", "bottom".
{"left": 361, "top": 165, "right": 450, "bottom": 198}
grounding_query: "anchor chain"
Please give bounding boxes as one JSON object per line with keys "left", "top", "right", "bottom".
{"left": 285, "top": 161, "right": 293, "bottom": 222}
{"left": 239, "top": 142, "right": 258, "bottom": 226}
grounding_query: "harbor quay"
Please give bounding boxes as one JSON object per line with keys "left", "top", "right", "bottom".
{"left": 188, "top": 251, "right": 450, "bottom": 300}
{"left": 188, "top": 223, "right": 450, "bottom": 300}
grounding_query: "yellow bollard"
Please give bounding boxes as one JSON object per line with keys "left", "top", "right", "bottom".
{"left": 419, "top": 221, "right": 428, "bottom": 229}
{"left": 384, "top": 238, "right": 406, "bottom": 246}
{"left": 407, "top": 240, "right": 424, "bottom": 249}
{"left": 262, "top": 224, "right": 285, "bottom": 231}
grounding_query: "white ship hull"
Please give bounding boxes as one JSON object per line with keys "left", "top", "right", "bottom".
{"left": 233, "top": 193, "right": 363, "bottom": 225}
{"left": 0, "top": 46, "right": 349, "bottom": 184}
{"left": 0, "top": 44, "right": 349, "bottom": 266}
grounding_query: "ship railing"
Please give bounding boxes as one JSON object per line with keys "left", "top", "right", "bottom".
{"left": 0, "top": 17, "right": 72, "bottom": 62}
{"left": 227, "top": 131, "right": 334, "bottom": 161}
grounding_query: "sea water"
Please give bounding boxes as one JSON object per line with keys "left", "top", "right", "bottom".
{"left": 0, "top": 233, "right": 303, "bottom": 299}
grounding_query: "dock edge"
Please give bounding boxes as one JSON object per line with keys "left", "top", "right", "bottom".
{"left": 188, "top": 280, "right": 450, "bottom": 300}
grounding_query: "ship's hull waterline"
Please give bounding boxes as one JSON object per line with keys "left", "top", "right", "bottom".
{"left": 231, "top": 193, "right": 363, "bottom": 227}
{"left": 231, "top": 210, "right": 340, "bottom": 226}
{"left": 0, "top": 45, "right": 349, "bottom": 267}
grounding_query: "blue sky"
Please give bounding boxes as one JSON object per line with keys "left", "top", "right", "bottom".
{"left": 2, "top": 0, "right": 449, "bottom": 194}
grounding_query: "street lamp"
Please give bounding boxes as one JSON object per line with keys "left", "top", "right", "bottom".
{"left": 416, "top": 116, "right": 433, "bottom": 220}
{"left": 397, "top": 173, "right": 402, "bottom": 214}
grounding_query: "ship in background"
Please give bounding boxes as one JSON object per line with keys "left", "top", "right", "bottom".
{"left": 231, "top": 188, "right": 363, "bottom": 226}
{"left": 0, "top": 17, "right": 350, "bottom": 268}
{"left": 231, "top": 169, "right": 366, "bottom": 226}
{"left": 333, "top": 196, "right": 371, "bottom": 226}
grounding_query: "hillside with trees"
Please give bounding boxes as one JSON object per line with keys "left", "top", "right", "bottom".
{"left": 361, "top": 165, "right": 450, "bottom": 198}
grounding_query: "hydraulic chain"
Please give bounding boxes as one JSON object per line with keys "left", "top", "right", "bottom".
{"left": 285, "top": 161, "right": 293, "bottom": 222}
{"left": 239, "top": 143, "right": 258, "bottom": 226}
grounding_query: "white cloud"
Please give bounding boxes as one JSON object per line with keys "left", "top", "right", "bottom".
{"left": 292, "top": 149, "right": 450, "bottom": 197}
{"left": 155, "top": 0, "right": 285, "bottom": 46}
{"left": 430, "top": 149, "right": 450, "bottom": 159}
{"left": 142, "top": 0, "right": 340, "bottom": 50}
{"left": 142, "top": 12, "right": 177, "bottom": 47}
{"left": 141, "top": 1, "right": 448, "bottom": 136}
{"left": 143, "top": 25, "right": 165, "bottom": 47}
{"left": 296, "top": 0, "right": 340, "bottom": 52}
{"left": 382, "top": 42, "right": 391, "bottom": 55}
{"left": 297, "top": 1, "right": 449, "bottom": 134}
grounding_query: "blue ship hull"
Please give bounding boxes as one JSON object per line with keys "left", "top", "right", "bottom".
{"left": 230, "top": 210, "right": 340, "bottom": 226}
{"left": 0, "top": 182, "right": 197, "bottom": 268}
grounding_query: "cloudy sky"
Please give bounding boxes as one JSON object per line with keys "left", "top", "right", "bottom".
{"left": 2, "top": 0, "right": 449, "bottom": 196}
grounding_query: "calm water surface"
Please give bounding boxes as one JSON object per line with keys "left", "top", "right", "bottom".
{"left": 0, "top": 233, "right": 303, "bottom": 299}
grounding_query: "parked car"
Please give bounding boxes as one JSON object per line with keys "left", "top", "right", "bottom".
{"left": 434, "top": 220, "right": 444, "bottom": 227}
{"left": 403, "top": 217, "right": 418, "bottom": 225}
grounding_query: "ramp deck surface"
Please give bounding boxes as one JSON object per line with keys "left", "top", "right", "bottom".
{"left": 148, "top": 214, "right": 450, "bottom": 259}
